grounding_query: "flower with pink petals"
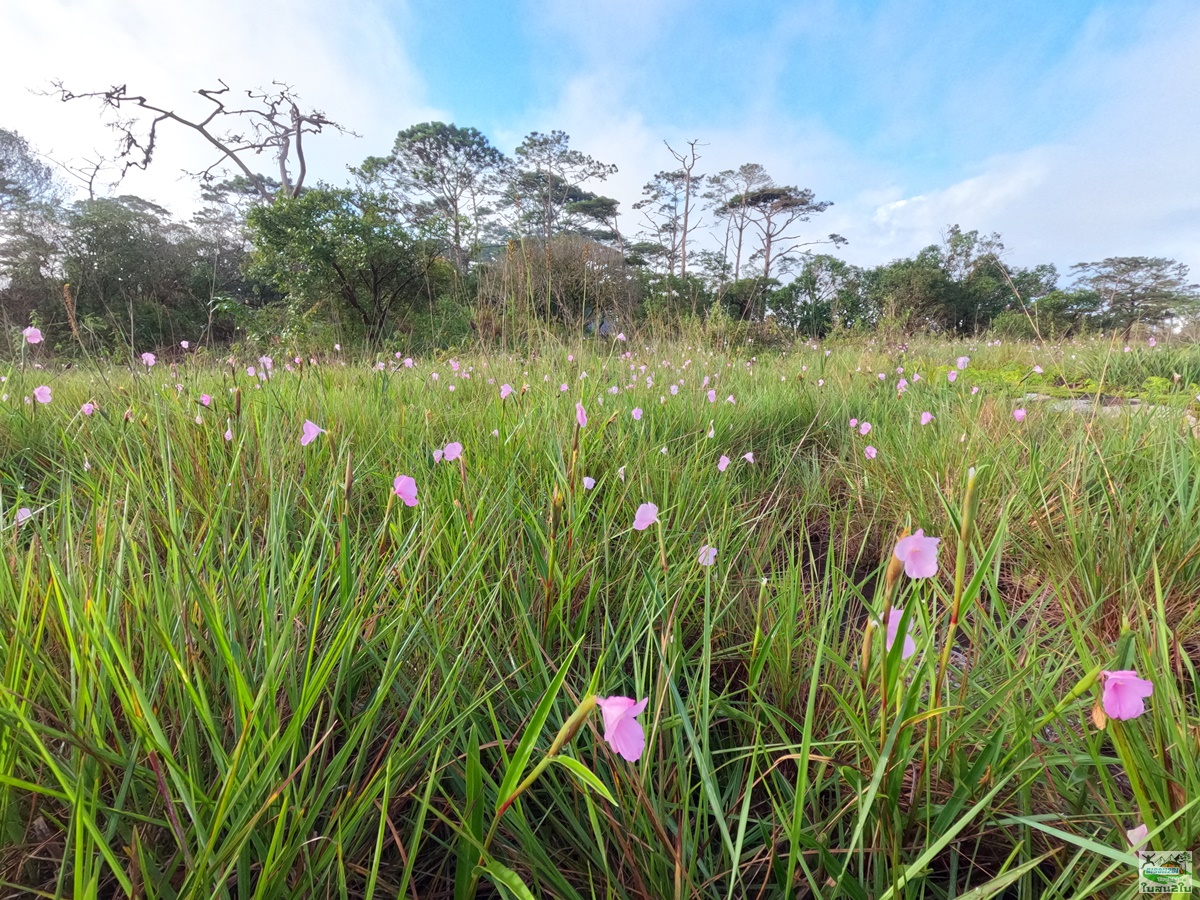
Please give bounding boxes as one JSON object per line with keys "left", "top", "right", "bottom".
{"left": 632, "top": 407, "right": 643, "bottom": 420}
{"left": 500, "top": 383, "right": 514, "bottom": 399}
{"left": 442, "top": 441, "right": 463, "bottom": 462}
{"left": 14, "top": 507, "right": 33, "bottom": 525}
{"left": 698, "top": 545, "right": 717, "bottom": 566}
{"left": 718, "top": 455, "right": 730, "bottom": 472}
{"left": 23, "top": 326, "right": 43, "bottom": 344}
{"left": 885, "top": 608, "right": 917, "bottom": 660}
{"left": 393, "top": 475, "right": 418, "bottom": 507}
{"left": 947, "top": 370, "right": 957, "bottom": 383}
{"left": 632, "top": 503, "right": 658, "bottom": 531}
{"left": 1013, "top": 408, "right": 1026, "bottom": 422}
{"left": 1126, "top": 823, "right": 1148, "bottom": 849}
{"left": 1101, "top": 670, "right": 1153, "bottom": 720}
{"left": 920, "top": 412, "right": 934, "bottom": 425}
{"left": 141, "top": 352, "right": 156, "bottom": 367}
{"left": 301, "top": 420, "right": 326, "bottom": 446}
{"left": 742, "top": 452, "right": 754, "bottom": 463}
{"left": 956, "top": 356, "right": 969, "bottom": 370}
{"left": 595, "top": 695, "right": 648, "bottom": 761}
{"left": 583, "top": 476, "right": 596, "bottom": 490}
{"left": 707, "top": 389, "right": 716, "bottom": 402}
{"left": 859, "top": 422, "right": 871, "bottom": 435}
{"left": 33, "top": 385, "right": 51, "bottom": 404}
{"left": 576, "top": 402, "right": 588, "bottom": 427}
{"left": 81, "top": 402, "right": 95, "bottom": 416}
{"left": 200, "top": 394, "right": 212, "bottom": 407}
{"left": 864, "top": 445, "right": 877, "bottom": 460}
{"left": 893, "top": 528, "right": 941, "bottom": 579}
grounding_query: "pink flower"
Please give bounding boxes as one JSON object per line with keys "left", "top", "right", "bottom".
{"left": 893, "top": 528, "right": 941, "bottom": 579}
{"left": 849, "top": 418, "right": 858, "bottom": 428}
{"left": 878, "top": 373, "right": 886, "bottom": 381}
{"left": 576, "top": 402, "right": 588, "bottom": 427}
{"left": 141, "top": 352, "right": 156, "bottom": 367}
{"left": 632, "top": 407, "right": 643, "bottom": 420}
{"left": 897, "top": 378, "right": 908, "bottom": 393}
{"left": 33, "top": 385, "right": 51, "bottom": 404}
{"left": 442, "top": 441, "right": 463, "bottom": 462}
{"left": 595, "top": 696, "right": 648, "bottom": 762}
{"left": 864, "top": 446, "right": 877, "bottom": 460}
{"left": 707, "top": 390, "right": 716, "bottom": 403}
{"left": 971, "top": 386, "right": 979, "bottom": 395}
{"left": 617, "top": 332, "right": 626, "bottom": 341}
{"left": 947, "top": 370, "right": 957, "bottom": 383}
{"left": 1126, "top": 823, "right": 1149, "bottom": 849}
{"left": 742, "top": 452, "right": 754, "bottom": 463}
{"left": 1101, "top": 670, "right": 1153, "bottom": 720}
{"left": 583, "top": 476, "right": 596, "bottom": 490}
{"left": 500, "top": 383, "right": 514, "bottom": 399}
{"left": 81, "top": 402, "right": 95, "bottom": 416}
{"left": 859, "top": 422, "right": 871, "bottom": 435}
{"left": 200, "top": 394, "right": 212, "bottom": 407}
{"left": 301, "top": 420, "right": 326, "bottom": 446}
{"left": 956, "top": 356, "right": 969, "bottom": 370}
{"left": 1013, "top": 408, "right": 1026, "bottom": 422}
{"left": 224, "top": 426, "right": 233, "bottom": 441}
{"left": 559, "top": 383, "right": 568, "bottom": 392}
{"left": 181, "top": 340, "right": 189, "bottom": 349}
{"left": 725, "top": 394, "right": 735, "bottom": 404}
{"left": 14, "top": 507, "right": 33, "bottom": 525}
{"left": 1148, "top": 337, "right": 1157, "bottom": 347}
{"left": 404, "top": 357, "right": 414, "bottom": 368}
{"left": 698, "top": 545, "right": 717, "bottom": 566}
{"left": 718, "top": 455, "right": 730, "bottom": 472}
{"left": 393, "top": 475, "right": 418, "bottom": 507}
{"left": 23, "top": 326, "right": 43, "bottom": 344}
{"left": 920, "top": 412, "right": 934, "bottom": 425}
{"left": 632, "top": 503, "right": 658, "bottom": 531}
{"left": 1033, "top": 365, "right": 1043, "bottom": 374}
{"left": 885, "top": 608, "right": 917, "bottom": 660}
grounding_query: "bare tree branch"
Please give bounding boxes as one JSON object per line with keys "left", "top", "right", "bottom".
{"left": 43, "top": 79, "right": 358, "bottom": 203}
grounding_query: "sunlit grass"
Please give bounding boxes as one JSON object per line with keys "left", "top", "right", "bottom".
{"left": 1, "top": 335, "right": 1197, "bottom": 897}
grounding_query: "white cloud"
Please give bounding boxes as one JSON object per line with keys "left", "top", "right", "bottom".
{"left": 835, "top": 2, "right": 1200, "bottom": 274}
{"left": 515, "top": 0, "right": 1200, "bottom": 278}
{"left": 0, "top": 0, "right": 440, "bottom": 213}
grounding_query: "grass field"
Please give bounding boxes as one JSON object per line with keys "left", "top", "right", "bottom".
{"left": 2, "top": 334, "right": 1198, "bottom": 898}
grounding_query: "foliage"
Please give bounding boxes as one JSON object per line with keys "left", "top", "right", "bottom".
{"left": 1071, "top": 256, "right": 1200, "bottom": 335}
{"left": 474, "top": 235, "right": 641, "bottom": 334}
{"left": 1, "top": 337, "right": 1197, "bottom": 897}
{"left": 246, "top": 186, "right": 449, "bottom": 344}
{"left": 354, "top": 122, "right": 508, "bottom": 269}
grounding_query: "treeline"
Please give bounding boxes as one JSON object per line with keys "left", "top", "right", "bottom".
{"left": 3, "top": 114, "right": 1198, "bottom": 354}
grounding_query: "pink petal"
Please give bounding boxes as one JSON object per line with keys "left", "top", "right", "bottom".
{"left": 632, "top": 503, "right": 658, "bottom": 531}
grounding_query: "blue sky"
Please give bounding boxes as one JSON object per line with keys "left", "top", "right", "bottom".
{"left": 2, "top": 0, "right": 1198, "bottom": 275}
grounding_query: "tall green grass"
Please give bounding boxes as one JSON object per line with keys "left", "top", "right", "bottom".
{"left": 1, "top": 336, "right": 1197, "bottom": 897}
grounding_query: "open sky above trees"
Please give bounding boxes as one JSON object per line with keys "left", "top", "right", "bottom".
{"left": 1, "top": 0, "right": 1198, "bottom": 275}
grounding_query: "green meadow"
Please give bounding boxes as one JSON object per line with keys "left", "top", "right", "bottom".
{"left": 1, "top": 335, "right": 1198, "bottom": 898}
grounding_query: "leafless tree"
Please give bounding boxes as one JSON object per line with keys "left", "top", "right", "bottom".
{"left": 46, "top": 79, "right": 355, "bottom": 203}
{"left": 665, "top": 139, "right": 703, "bottom": 280}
